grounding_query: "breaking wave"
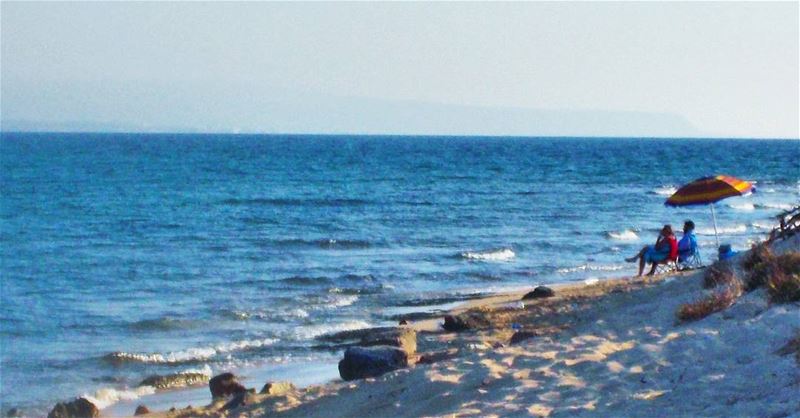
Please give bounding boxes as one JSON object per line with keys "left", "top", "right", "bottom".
{"left": 82, "top": 386, "right": 156, "bottom": 410}
{"left": 756, "top": 202, "right": 793, "bottom": 211}
{"left": 104, "top": 337, "right": 278, "bottom": 365}
{"left": 696, "top": 224, "right": 747, "bottom": 235}
{"left": 606, "top": 230, "right": 639, "bottom": 241}
{"left": 460, "top": 248, "right": 515, "bottom": 261}
{"left": 650, "top": 186, "right": 677, "bottom": 196}
{"left": 557, "top": 264, "right": 627, "bottom": 274}
{"left": 292, "top": 320, "right": 371, "bottom": 340}
{"left": 727, "top": 202, "right": 755, "bottom": 211}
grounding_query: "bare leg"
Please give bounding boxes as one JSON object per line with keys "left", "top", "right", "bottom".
{"left": 647, "top": 262, "right": 658, "bottom": 276}
{"left": 638, "top": 256, "right": 646, "bottom": 276}
{"left": 626, "top": 246, "right": 648, "bottom": 263}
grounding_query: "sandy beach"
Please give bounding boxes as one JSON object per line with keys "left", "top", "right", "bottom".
{"left": 95, "top": 232, "right": 800, "bottom": 418}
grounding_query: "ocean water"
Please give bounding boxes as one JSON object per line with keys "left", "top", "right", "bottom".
{"left": 1, "top": 133, "right": 798, "bottom": 414}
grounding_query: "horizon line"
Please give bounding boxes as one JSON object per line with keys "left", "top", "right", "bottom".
{"left": 1, "top": 130, "right": 798, "bottom": 141}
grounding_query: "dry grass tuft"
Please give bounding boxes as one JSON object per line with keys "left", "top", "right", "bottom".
{"left": 766, "top": 266, "right": 800, "bottom": 304}
{"left": 676, "top": 284, "right": 743, "bottom": 323}
{"left": 742, "top": 242, "right": 774, "bottom": 271}
{"left": 703, "top": 263, "right": 737, "bottom": 289}
{"left": 742, "top": 244, "right": 777, "bottom": 291}
{"left": 775, "top": 252, "right": 800, "bottom": 276}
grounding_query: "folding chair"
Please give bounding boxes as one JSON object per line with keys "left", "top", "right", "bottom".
{"left": 677, "top": 248, "right": 704, "bottom": 271}
{"left": 654, "top": 254, "right": 679, "bottom": 275}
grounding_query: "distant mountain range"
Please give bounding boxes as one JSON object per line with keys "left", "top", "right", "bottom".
{"left": 2, "top": 79, "right": 702, "bottom": 137}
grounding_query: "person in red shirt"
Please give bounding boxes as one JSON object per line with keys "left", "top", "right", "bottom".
{"left": 625, "top": 224, "right": 678, "bottom": 276}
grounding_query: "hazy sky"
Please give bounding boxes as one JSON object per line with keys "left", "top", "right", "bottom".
{"left": 2, "top": 2, "right": 798, "bottom": 138}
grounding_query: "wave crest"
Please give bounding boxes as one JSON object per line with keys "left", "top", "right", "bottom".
{"left": 606, "top": 230, "right": 639, "bottom": 241}
{"left": 557, "top": 264, "right": 626, "bottom": 274}
{"left": 103, "top": 338, "right": 278, "bottom": 365}
{"left": 292, "top": 320, "right": 371, "bottom": 340}
{"left": 650, "top": 186, "right": 677, "bottom": 196}
{"left": 727, "top": 202, "right": 755, "bottom": 211}
{"left": 461, "top": 248, "right": 515, "bottom": 261}
{"left": 82, "top": 386, "right": 155, "bottom": 410}
{"left": 696, "top": 224, "right": 747, "bottom": 235}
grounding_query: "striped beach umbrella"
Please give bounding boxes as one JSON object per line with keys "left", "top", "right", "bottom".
{"left": 665, "top": 175, "right": 754, "bottom": 248}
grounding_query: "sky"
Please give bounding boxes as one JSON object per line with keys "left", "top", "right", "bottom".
{"left": 1, "top": 2, "right": 798, "bottom": 138}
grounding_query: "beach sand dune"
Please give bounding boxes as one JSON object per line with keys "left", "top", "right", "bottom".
{"left": 147, "top": 235, "right": 799, "bottom": 418}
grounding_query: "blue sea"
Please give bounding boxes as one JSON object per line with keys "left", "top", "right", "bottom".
{"left": 1, "top": 133, "right": 798, "bottom": 415}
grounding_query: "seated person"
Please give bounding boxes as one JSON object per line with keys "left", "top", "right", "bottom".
{"left": 677, "top": 220, "right": 698, "bottom": 262}
{"left": 625, "top": 224, "right": 678, "bottom": 276}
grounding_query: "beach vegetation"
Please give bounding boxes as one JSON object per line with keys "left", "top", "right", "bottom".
{"left": 766, "top": 260, "right": 800, "bottom": 303}
{"left": 741, "top": 242, "right": 800, "bottom": 302}
{"left": 676, "top": 284, "right": 742, "bottom": 323}
{"left": 742, "top": 242, "right": 774, "bottom": 271}
{"left": 742, "top": 243, "right": 776, "bottom": 291}
{"left": 702, "top": 263, "right": 737, "bottom": 289}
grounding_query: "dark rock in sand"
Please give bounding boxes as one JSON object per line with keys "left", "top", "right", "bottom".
{"left": 209, "top": 373, "right": 247, "bottom": 399}
{"left": 260, "top": 381, "right": 296, "bottom": 396}
{"left": 318, "top": 326, "right": 417, "bottom": 354}
{"left": 361, "top": 327, "right": 417, "bottom": 354}
{"left": 510, "top": 330, "right": 539, "bottom": 345}
{"left": 223, "top": 391, "right": 259, "bottom": 411}
{"left": 47, "top": 398, "right": 99, "bottom": 418}
{"left": 133, "top": 405, "right": 150, "bottom": 416}
{"left": 139, "top": 372, "right": 209, "bottom": 389}
{"left": 442, "top": 312, "right": 491, "bottom": 332}
{"left": 522, "top": 286, "right": 555, "bottom": 300}
{"left": 338, "top": 346, "right": 409, "bottom": 381}
{"left": 417, "top": 349, "right": 459, "bottom": 365}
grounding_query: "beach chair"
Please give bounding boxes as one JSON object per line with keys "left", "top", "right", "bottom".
{"left": 677, "top": 247, "right": 703, "bottom": 271}
{"left": 654, "top": 254, "right": 679, "bottom": 275}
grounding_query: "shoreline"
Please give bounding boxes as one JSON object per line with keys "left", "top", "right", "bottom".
{"left": 121, "top": 233, "right": 799, "bottom": 418}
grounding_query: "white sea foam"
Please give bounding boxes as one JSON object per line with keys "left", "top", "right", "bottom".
{"left": 107, "top": 337, "right": 278, "bottom": 364}
{"left": 461, "top": 248, "right": 516, "bottom": 261}
{"left": 652, "top": 186, "right": 677, "bottom": 196}
{"left": 327, "top": 294, "right": 358, "bottom": 308}
{"left": 751, "top": 221, "right": 774, "bottom": 230}
{"left": 756, "top": 202, "right": 793, "bottom": 211}
{"left": 83, "top": 386, "right": 156, "bottom": 410}
{"left": 696, "top": 224, "right": 747, "bottom": 235}
{"left": 293, "top": 320, "right": 371, "bottom": 340}
{"left": 727, "top": 202, "right": 755, "bottom": 211}
{"left": 606, "top": 230, "right": 639, "bottom": 241}
{"left": 557, "top": 264, "right": 627, "bottom": 274}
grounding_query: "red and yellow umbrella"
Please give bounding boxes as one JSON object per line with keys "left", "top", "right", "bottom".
{"left": 665, "top": 175, "right": 753, "bottom": 207}
{"left": 665, "top": 175, "right": 754, "bottom": 248}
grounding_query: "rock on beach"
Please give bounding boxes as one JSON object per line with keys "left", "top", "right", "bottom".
{"left": 47, "top": 398, "right": 99, "bottom": 418}
{"left": 522, "top": 286, "right": 555, "bottom": 300}
{"left": 209, "top": 373, "right": 247, "bottom": 399}
{"left": 260, "top": 381, "right": 296, "bottom": 396}
{"left": 443, "top": 312, "right": 491, "bottom": 331}
{"left": 139, "top": 372, "right": 209, "bottom": 390}
{"left": 338, "top": 346, "right": 409, "bottom": 381}
{"left": 133, "top": 405, "right": 150, "bottom": 416}
{"left": 318, "top": 326, "right": 417, "bottom": 354}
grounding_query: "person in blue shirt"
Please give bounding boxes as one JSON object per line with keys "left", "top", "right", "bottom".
{"left": 677, "top": 220, "right": 697, "bottom": 262}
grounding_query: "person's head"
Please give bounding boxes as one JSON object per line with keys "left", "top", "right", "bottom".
{"left": 661, "top": 224, "right": 673, "bottom": 236}
{"left": 683, "top": 220, "right": 695, "bottom": 233}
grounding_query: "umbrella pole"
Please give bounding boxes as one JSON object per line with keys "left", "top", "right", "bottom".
{"left": 710, "top": 204, "right": 720, "bottom": 249}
